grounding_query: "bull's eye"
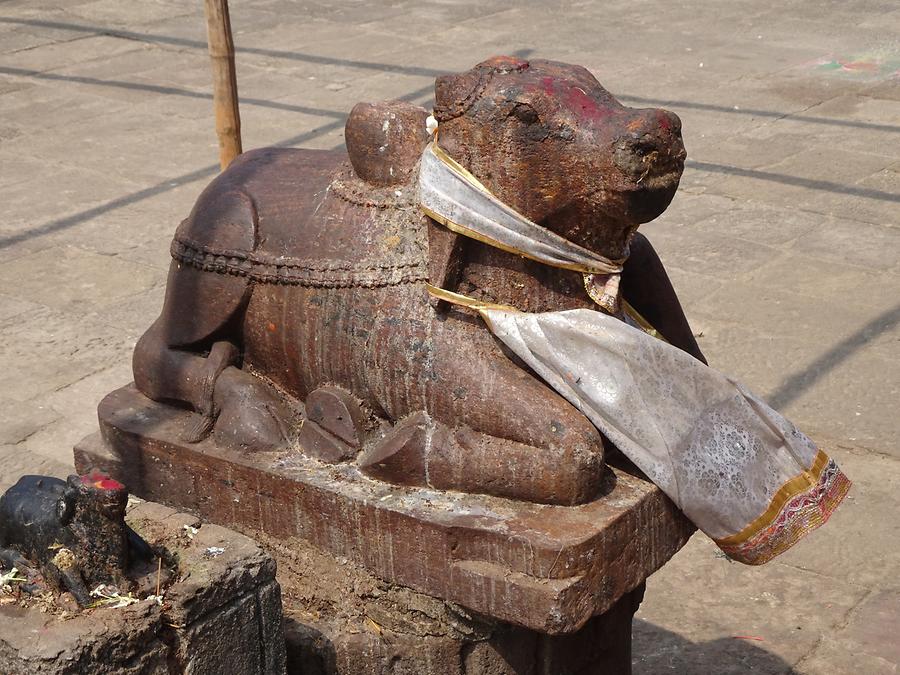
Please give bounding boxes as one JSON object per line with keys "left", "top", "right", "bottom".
{"left": 510, "top": 102, "right": 540, "bottom": 125}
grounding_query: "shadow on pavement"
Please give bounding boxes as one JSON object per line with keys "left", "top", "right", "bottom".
{"left": 6, "top": 17, "right": 897, "bottom": 133}
{"left": 769, "top": 300, "right": 900, "bottom": 409}
{"left": 633, "top": 618, "right": 796, "bottom": 674}
{"left": 0, "top": 66, "right": 347, "bottom": 120}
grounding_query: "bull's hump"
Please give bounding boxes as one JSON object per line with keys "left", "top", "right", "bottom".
{"left": 172, "top": 147, "right": 429, "bottom": 289}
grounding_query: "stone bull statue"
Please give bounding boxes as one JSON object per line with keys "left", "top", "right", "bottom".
{"left": 0, "top": 473, "right": 152, "bottom": 605}
{"left": 133, "top": 57, "right": 704, "bottom": 506}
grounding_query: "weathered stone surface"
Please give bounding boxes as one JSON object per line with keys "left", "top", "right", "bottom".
{"left": 794, "top": 589, "right": 900, "bottom": 675}
{"left": 3, "top": 1, "right": 899, "bottom": 672}
{"left": 75, "top": 384, "right": 694, "bottom": 635}
{"left": 0, "top": 397, "right": 59, "bottom": 445}
{"left": 261, "top": 526, "right": 644, "bottom": 674}
{"left": 284, "top": 608, "right": 642, "bottom": 675}
{"left": 170, "top": 594, "right": 265, "bottom": 674}
{"left": 156, "top": 523, "right": 277, "bottom": 626}
{"left": 0, "top": 245, "right": 161, "bottom": 313}
{"left": 0, "top": 601, "right": 168, "bottom": 675}
{"left": 0, "top": 444, "right": 72, "bottom": 493}
{"left": 0, "top": 498, "right": 286, "bottom": 675}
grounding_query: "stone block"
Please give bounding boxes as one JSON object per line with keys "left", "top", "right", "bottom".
{"left": 789, "top": 217, "right": 900, "bottom": 271}
{"left": 0, "top": 601, "right": 170, "bottom": 675}
{"left": 0, "top": 498, "right": 286, "bottom": 675}
{"left": 634, "top": 528, "right": 869, "bottom": 672}
{"left": 0, "top": 35, "right": 144, "bottom": 73}
{"left": 267, "top": 528, "right": 644, "bottom": 675}
{"left": 171, "top": 594, "right": 265, "bottom": 674}
{"left": 0, "top": 245, "right": 162, "bottom": 313}
{"left": 75, "top": 385, "right": 694, "bottom": 636}
{"left": 0, "top": 293, "right": 41, "bottom": 322}
{"left": 0, "top": 306, "right": 134, "bottom": 403}
{"left": 641, "top": 228, "right": 776, "bottom": 281}
{"left": 795, "top": 589, "right": 900, "bottom": 675}
{"left": 0, "top": 444, "right": 72, "bottom": 493}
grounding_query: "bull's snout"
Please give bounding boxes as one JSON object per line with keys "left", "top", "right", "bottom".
{"left": 612, "top": 109, "right": 685, "bottom": 187}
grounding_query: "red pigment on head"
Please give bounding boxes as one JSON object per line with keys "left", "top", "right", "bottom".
{"left": 81, "top": 472, "right": 124, "bottom": 491}
{"left": 541, "top": 76, "right": 556, "bottom": 96}
{"left": 658, "top": 112, "right": 672, "bottom": 133}
{"left": 564, "top": 85, "right": 612, "bottom": 121}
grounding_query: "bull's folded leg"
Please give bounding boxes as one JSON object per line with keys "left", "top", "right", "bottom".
{"left": 359, "top": 412, "right": 605, "bottom": 505}
{"left": 184, "top": 340, "right": 240, "bottom": 442}
{"left": 42, "top": 560, "right": 91, "bottom": 607}
{"left": 363, "top": 315, "right": 606, "bottom": 504}
{"left": 135, "top": 318, "right": 298, "bottom": 450}
{"left": 133, "top": 321, "right": 239, "bottom": 442}
{"left": 211, "top": 367, "right": 299, "bottom": 452}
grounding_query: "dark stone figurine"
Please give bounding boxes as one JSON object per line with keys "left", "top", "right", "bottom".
{"left": 0, "top": 473, "right": 152, "bottom": 606}
{"left": 132, "top": 56, "right": 703, "bottom": 506}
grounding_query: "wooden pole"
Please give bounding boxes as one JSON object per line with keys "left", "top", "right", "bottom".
{"left": 203, "top": 0, "right": 242, "bottom": 170}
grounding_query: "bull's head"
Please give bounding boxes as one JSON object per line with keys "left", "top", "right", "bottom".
{"left": 433, "top": 56, "right": 685, "bottom": 259}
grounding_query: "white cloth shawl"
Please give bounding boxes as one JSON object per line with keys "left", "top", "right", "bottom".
{"left": 418, "top": 142, "right": 624, "bottom": 276}
{"left": 418, "top": 141, "right": 850, "bottom": 565}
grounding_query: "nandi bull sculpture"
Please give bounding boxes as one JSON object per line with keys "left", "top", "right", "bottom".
{"left": 131, "top": 56, "right": 702, "bottom": 506}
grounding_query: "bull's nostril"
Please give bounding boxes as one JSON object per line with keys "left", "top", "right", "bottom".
{"left": 614, "top": 137, "right": 664, "bottom": 177}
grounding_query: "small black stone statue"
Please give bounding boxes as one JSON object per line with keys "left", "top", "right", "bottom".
{"left": 0, "top": 472, "right": 152, "bottom": 606}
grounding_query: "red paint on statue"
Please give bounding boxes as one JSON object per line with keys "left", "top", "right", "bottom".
{"left": 540, "top": 76, "right": 556, "bottom": 96}
{"left": 658, "top": 112, "right": 672, "bottom": 132}
{"left": 565, "top": 85, "right": 613, "bottom": 121}
{"left": 81, "top": 471, "right": 125, "bottom": 491}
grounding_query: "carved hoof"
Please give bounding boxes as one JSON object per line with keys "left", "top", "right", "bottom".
{"left": 296, "top": 386, "right": 366, "bottom": 464}
{"left": 306, "top": 386, "right": 366, "bottom": 448}
{"left": 212, "top": 368, "right": 297, "bottom": 452}
{"left": 358, "top": 412, "right": 449, "bottom": 486}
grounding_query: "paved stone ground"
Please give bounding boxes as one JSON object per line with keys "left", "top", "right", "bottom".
{"left": 0, "top": 1, "right": 897, "bottom": 672}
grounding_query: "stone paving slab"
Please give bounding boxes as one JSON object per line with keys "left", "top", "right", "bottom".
{"left": 0, "top": 0, "right": 897, "bottom": 672}
{"left": 635, "top": 443, "right": 900, "bottom": 673}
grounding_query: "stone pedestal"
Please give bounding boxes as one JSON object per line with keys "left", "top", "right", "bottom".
{"left": 286, "top": 588, "right": 642, "bottom": 674}
{"left": 261, "top": 528, "right": 644, "bottom": 674}
{"left": 74, "top": 384, "right": 695, "bottom": 673}
{"left": 0, "top": 500, "right": 286, "bottom": 675}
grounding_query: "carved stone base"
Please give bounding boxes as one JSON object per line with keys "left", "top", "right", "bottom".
{"left": 284, "top": 585, "right": 644, "bottom": 675}
{"left": 75, "top": 384, "right": 693, "bottom": 635}
{"left": 262, "top": 525, "right": 645, "bottom": 675}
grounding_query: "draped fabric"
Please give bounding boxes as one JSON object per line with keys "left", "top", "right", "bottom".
{"left": 418, "top": 142, "right": 625, "bottom": 276}
{"left": 418, "top": 140, "right": 850, "bottom": 565}
{"left": 477, "top": 305, "right": 850, "bottom": 564}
